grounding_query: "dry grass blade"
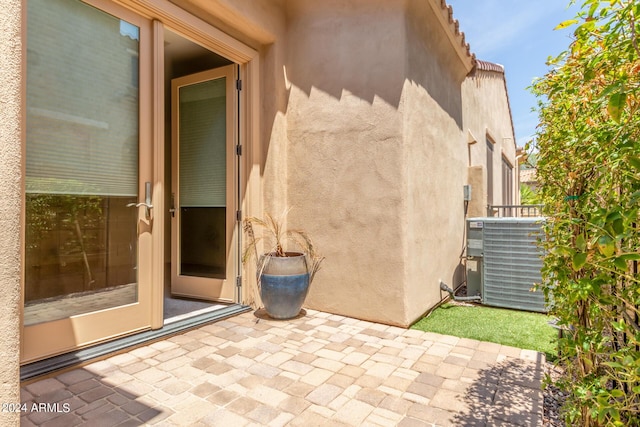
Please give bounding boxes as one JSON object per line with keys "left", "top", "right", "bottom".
{"left": 290, "top": 230, "right": 325, "bottom": 283}
{"left": 242, "top": 209, "right": 324, "bottom": 285}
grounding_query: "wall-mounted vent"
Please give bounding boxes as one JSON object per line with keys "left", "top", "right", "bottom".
{"left": 467, "top": 218, "right": 546, "bottom": 312}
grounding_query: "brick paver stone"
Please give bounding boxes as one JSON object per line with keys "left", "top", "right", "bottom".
{"left": 333, "top": 399, "right": 376, "bottom": 425}
{"left": 306, "top": 383, "right": 343, "bottom": 406}
{"left": 247, "top": 385, "right": 289, "bottom": 407}
{"left": 279, "top": 396, "right": 311, "bottom": 415}
{"left": 300, "top": 367, "right": 334, "bottom": 386}
{"left": 354, "top": 387, "right": 387, "bottom": 406}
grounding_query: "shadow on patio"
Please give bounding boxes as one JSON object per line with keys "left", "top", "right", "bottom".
{"left": 451, "top": 358, "right": 544, "bottom": 426}
{"left": 21, "top": 367, "right": 164, "bottom": 426}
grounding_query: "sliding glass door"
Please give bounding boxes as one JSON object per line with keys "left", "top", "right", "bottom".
{"left": 22, "top": 0, "right": 154, "bottom": 363}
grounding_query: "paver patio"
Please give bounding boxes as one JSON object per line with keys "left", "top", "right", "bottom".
{"left": 19, "top": 309, "right": 545, "bottom": 426}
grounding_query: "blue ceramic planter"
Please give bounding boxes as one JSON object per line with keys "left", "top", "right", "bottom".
{"left": 260, "top": 273, "right": 310, "bottom": 319}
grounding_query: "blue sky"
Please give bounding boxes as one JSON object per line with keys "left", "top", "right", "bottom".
{"left": 447, "top": 0, "right": 580, "bottom": 148}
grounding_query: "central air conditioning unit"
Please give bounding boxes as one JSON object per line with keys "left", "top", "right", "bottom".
{"left": 466, "top": 217, "right": 546, "bottom": 312}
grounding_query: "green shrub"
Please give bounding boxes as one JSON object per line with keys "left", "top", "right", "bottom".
{"left": 532, "top": 1, "right": 640, "bottom": 425}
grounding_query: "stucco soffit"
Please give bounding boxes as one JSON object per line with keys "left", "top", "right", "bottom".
{"left": 118, "top": 0, "right": 259, "bottom": 60}
{"left": 467, "top": 129, "right": 478, "bottom": 144}
{"left": 486, "top": 128, "right": 497, "bottom": 144}
{"left": 170, "top": 0, "right": 279, "bottom": 46}
{"left": 426, "top": 0, "right": 476, "bottom": 73}
{"left": 501, "top": 149, "right": 515, "bottom": 167}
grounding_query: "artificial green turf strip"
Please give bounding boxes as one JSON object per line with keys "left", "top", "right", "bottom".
{"left": 411, "top": 303, "right": 558, "bottom": 361}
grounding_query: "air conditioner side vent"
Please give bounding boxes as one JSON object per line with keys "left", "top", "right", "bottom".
{"left": 467, "top": 217, "right": 547, "bottom": 313}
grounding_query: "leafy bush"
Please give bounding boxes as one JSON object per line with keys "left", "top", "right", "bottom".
{"left": 520, "top": 183, "right": 541, "bottom": 205}
{"left": 532, "top": 1, "right": 640, "bottom": 425}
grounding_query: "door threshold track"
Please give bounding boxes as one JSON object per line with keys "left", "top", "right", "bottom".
{"left": 20, "top": 304, "right": 251, "bottom": 382}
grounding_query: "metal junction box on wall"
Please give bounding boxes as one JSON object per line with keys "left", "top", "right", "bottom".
{"left": 466, "top": 217, "right": 546, "bottom": 313}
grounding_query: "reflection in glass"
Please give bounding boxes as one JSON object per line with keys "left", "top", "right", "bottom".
{"left": 25, "top": 0, "right": 140, "bottom": 325}
{"left": 180, "top": 207, "right": 226, "bottom": 278}
{"left": 178, "top": 78, "right": 227, "bottom": 279}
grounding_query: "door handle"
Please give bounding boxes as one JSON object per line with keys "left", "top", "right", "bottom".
{"left": 127, "top": 182, "right": 153, "bottom": 218}
{"left": 169, "top": 192, "right": 176, "bottom": 217}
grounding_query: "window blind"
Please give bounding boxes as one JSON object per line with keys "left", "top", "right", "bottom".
{"left": 26, "top": 0, "right": 139, "bottom": 197}
{"left": 178, "top": 78, "right": 227, "bottom": 208}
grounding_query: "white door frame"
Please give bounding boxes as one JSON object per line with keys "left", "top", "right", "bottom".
{"left": 170, "top": 65, "right": 237, "bottom": 303}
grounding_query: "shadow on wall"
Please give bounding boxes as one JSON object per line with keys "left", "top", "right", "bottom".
{"left": 280, "top": 0, "right": 465, "bottom": 128}
{"left": 283, "top": 1, "right": 404, "bottom": 108}
{"left": 451, "top": 262, "right": 466, "bottom": 292}
{"left": 452, "top": 358, "right": 545, "bottom": 426}
{"left": 405, "top": 0, "right": 466, "bottom": 129}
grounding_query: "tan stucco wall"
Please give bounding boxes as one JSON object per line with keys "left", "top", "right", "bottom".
{"left": 0, "top": 0, "right": 23, "bottom": 423}
{"left": 283, "top": 0, "right": 472, "bottom": 326}
{"left": 462, "top": 67, "right": 518, "bottom": 211}
{"left": 467, "top": 165, "right": 487, "bottom": 218}
{"left": 284, "top": 0, "right": 409, "bottom": 326}
{"left": 402, "top": 0, "right": 470, "bottom": 322}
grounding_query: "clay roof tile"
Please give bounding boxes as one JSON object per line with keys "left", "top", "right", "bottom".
{"left": 433, "top": 0, "right": 476, "bottom": 70}
{"left": 476, "top": 59, "right": 505, "bottom": 73}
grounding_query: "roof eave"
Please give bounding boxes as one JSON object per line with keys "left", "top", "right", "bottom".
{"left": 427, "top": 0, "right": 476, "bottom": 74}
{"left": 474, "top": 59, "right": 518, "bottom": 148}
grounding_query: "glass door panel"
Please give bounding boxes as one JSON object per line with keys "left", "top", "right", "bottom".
{"left": 22, "top": 0, "right": 153, "bottom": 363}
{"left": 171, "top": 66, "right": 236, "bottom": 302}
{"left": 179, "top": 78, "right": 227, "bottom": 278}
